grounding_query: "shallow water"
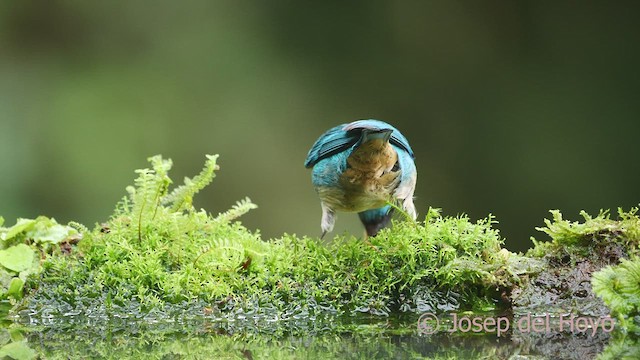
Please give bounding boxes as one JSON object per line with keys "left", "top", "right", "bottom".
{"left": 3, "top": 311, "right": 628, "bottom": 359}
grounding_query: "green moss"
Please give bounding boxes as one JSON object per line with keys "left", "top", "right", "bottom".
{"left": 0, "top": 216, "right": 78, "bottom": 303}
{"left": 18, "top": 154, "right": 514, "bottom": 322}
{"left": 529, "top": 208, "right": 640, "bottom": 258}
{"left": 592, "top": 257, "right": 640, "bottom": 333}
{"left": 598, "top": 333, "right": 640, "bottom": 360}
{"left": 272, "top": 209, "right": 512, "bottom": 314}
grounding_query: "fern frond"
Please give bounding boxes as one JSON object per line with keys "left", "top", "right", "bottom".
{"left": 149, "top": 156, "right": 173, "bottom": 220}
{"left": 214, "top": 197, "right": 257, "bottom": 223}
{"left": 113, "top": 195, "right": 132, "bottom": 218}
{"left": 128, "top": 156, "right": 173, "bottom": 241}
{"left": 593, "top": 257, "right": 640, "bottom": 317}
{"left": 194, "top": 239, "right": 245, "bottom": 271}
{"left": 593, "top": 265, "right": 633, "bottom": 315}
{"left": 162, "top": 154, "right": 219, "bottom": 213}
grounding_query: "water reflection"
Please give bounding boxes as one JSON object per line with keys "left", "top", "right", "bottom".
{"left": 5, "top": 312, "right": 635, "bottom": 359}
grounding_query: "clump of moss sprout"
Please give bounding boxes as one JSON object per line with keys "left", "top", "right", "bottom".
{"left": 516, "top": 207, "right": 640, "bottom": 326}
{"left": 15, "top": 154, "right": 517, "bottom": 322}
{"left": 529, "top": 208, "right": 640, "bottom": 258}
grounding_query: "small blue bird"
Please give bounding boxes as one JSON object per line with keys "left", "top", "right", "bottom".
{"left": 304, "top": 119, "right": 417, "bottom": 238}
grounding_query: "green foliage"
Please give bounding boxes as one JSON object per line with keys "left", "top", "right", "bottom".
{"left": 0, "top": 341, "right": 35, "bottom": 360}
{"left": 529, "top": 208, "right": 640, "bottom": 257}
{"left": 0, "top": 217, "right": 77, "bottom": 302}
{"left": 0, "top": 328, "right": 36, "bottom": 360}
{"left": 0, "top": 245, "right": 35, "bottom": 273}
{"left": 24, "top": 154, "right": 514, "bottom": 322}
{"left": 1, "top": 217, "right": 79, "bottom": 250}
{"left": 598, "top": 333, "right": 640, "bottom": 360}
{"left": 0, "top": 217, "right": 75, "bottom": 357}
{"left": 593, "top": 257, "right": 640, "bottom": 332}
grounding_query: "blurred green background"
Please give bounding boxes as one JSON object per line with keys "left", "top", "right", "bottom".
{"left": 1, "top": 1, "right": 638, "bottom": 251}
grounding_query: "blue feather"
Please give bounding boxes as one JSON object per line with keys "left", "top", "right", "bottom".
{"left": 304, "top": 124, "right": 355, "bottom": 168}
{"left": 304, "top": 119, "right": 414, "bottom": 169}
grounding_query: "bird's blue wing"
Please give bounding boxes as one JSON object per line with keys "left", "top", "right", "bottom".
{"left": 344, "top": 119, "right": 414, "bottom": 159}
{"left": 304, "top": 124, "right": 359, "bottom": 168}
{"left": 304, "top": 119, "right": 414, "bottom": 168}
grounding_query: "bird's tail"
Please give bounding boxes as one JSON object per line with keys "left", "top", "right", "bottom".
{"left": 358, "top": 205, "right": 394, "bottom": 237}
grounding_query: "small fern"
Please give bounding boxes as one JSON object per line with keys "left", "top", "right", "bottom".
{"left": 126, "top": 156, "right": 173, "bottom": 241}
{"left": 162, "top": 154, "right": 219, "bottom": 212}
{"left": 214, "top": 197, "right": 258, "bottom": 223}
{"left": 120, "top": 155, "right": 222, "bottom": 242}
{"left": 194, "top": 239, "right": 244, "bottom": 271}
{"left": 50, "top": 154, "right": 263, "bottom": 307}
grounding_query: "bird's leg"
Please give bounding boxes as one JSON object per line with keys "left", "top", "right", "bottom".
{"left": 320, "top": 203, "right": 335, "bottom": 239}
{"left": 403, "top": 197, "right": 417, "bottom": 220}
